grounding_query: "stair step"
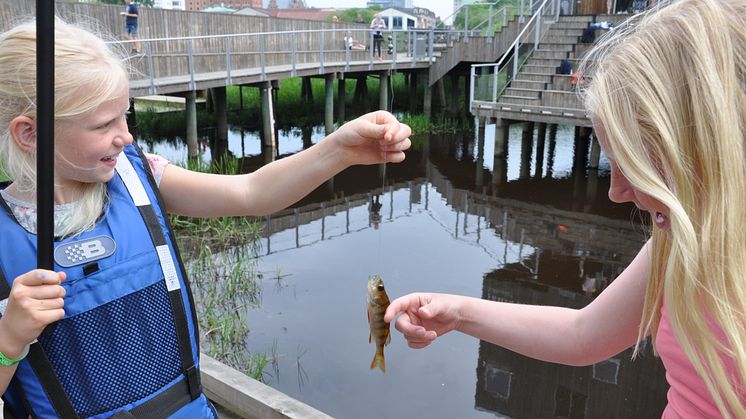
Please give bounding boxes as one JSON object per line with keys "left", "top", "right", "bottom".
{"left": 532, "top": 49, "right": 570, "bottom": 60}
{"left": 510, "top": 80, "right": 546, "bottom": 90}
{"left": 515, "top": 73, "right": 553, "bottom": 82}
{"left": 557, "top": 16, "right": 594, "bottom": 23}
{"left": 504, "top": 87, "right": 542, "bottom": 98}
{"left": 521, "top": 64, "right": 557, "bottom": 74}
{"left": 540, "top": 35, "right": 580, "bottom": 44}
{"left": 536, "top": 43, "right": 575, "bottom": 52}
{"left": 500, "top": 95, "right": 540, "bottom": 106}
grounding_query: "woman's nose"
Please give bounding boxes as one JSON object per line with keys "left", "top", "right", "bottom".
{"left": 608, "top": 167, "right": 635, "bottom": 204}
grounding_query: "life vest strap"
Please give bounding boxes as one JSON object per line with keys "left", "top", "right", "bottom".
{"left": 110, "top": 376, "right": 194, "bottom": 419}
{"left": 117, "top": 151, "right": 201, "bottom": 401}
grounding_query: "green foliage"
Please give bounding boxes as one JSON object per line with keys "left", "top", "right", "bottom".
{"left": 336, "top": 8, "right": 375, "bottom": 24}
{"left": 452, "top": 0, "right": 523, "bottom": 34}
{"left": 398, "top": 113, "right": 465, "bottom": 136}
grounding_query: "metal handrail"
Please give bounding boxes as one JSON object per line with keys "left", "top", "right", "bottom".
{"left": 469, "top": 0, "right": 558, "bottom": 108}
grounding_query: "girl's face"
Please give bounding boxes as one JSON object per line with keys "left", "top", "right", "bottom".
{"left": 593, "top": 119, "right": 671, "bottom": 231}
{"left": 54, "top": 82, "right": 133, "bottom": 199}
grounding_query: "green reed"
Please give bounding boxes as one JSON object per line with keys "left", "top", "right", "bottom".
{"left": 170, "top": 153, "right": 271, "bottom": 381}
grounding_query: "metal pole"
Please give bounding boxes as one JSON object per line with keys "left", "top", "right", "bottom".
{"left": 36, "top": 0, "right": 54, "bottom": 270}
{"left": 224, "top": 37, "right": 232, "bottom": 85}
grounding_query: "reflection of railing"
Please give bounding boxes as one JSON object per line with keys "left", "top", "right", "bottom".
{"left": 469, "top": 0, "right": 559, "bottom": 107}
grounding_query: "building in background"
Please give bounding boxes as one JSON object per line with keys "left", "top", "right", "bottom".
{"left": 152, "top": 0, "right": 186, "bottom": 9}
{"left": 411, "top": 6, "right": 437, "bottom": 28}
{"left": 367, "top": 0, "right": 413, "bottom": 9}
{"left": 186, "top": 0, "right": 262, "bottom": 12}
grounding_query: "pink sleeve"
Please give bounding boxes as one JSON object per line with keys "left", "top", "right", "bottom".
{"left": 144, "top": 153, "right": 170, "bottom": 187}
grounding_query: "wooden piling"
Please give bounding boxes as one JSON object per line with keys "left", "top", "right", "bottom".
{"left": 325, "top": 74, "right": 334, "bottom": 135}
{"left": 337, "top": 75, "right": 346, "bottom": 124}
{"left": 260, "top": 81, "right": 276, "bottom": 148}
{"left": 185, "top": 90, "right": 198, "bottom": 159}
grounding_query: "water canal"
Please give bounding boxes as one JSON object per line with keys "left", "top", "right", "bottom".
{"left": 139, "top": 120, "right": 669, "bottom": 419}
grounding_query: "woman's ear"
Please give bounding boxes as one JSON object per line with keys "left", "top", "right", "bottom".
{"left": 9, "top": 116, "right": 36, "bottom": 153}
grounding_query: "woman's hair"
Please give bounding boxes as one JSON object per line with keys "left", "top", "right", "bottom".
{"left": 582, "top": 0, "right": 746, "bottom": 416}
{"left": 0, "top": 18, "right": 130, "bottom": 237}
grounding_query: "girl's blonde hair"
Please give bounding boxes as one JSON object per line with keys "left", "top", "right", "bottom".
{"left": 582, "top": 0, "right": 746, "bottom": 416}
{"left": 0, "top": 18, "right": 130, "bottom": 237}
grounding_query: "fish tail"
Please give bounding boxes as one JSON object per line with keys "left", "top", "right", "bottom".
{"left": 370, "top": 348, "right": 386, "bottom": 372}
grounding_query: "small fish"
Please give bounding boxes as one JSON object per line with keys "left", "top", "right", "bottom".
{"left": 367, "top": 275, "right": 391, "bottom": 372}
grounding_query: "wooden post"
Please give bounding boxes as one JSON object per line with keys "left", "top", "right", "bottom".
{"left": 423, "top": 74, "right": 432, "bottom": 117}
{"left": 325, "top": 74, "right": 335, "bottom": 135}
{"left": 492, "top": 118, "right": 509, "bottom": 191}
{"left": 301, "top": 76, "right": 313, "bottom": 103}
{"left": 211, "top": 86, "right": 228, "bottom": 161}
{"left": 126, "top": 97, "right": 137, "bottom": 137}
{"left": 260, "top": 81, "right": 276, "bottom": 148}
{"left": 354, "top": 76, "right": 368, "bottom": 108}
{"left": 546, "top": 123, "right": 558, "bottom": 178}
{"left": 379, "top": 71, "right": 389, "bottom": 111}
{"left": 535, "top": 122, "right": 547, "bottom": 178}
{"left": 586, "top": 132, "right": 601, "bottom": 211}
{"left": 476, "top": 117, "right": 486, "bottom": 190}
{"left": 437, "top": 78, "right": 446, "bottom": 113}
{"left": 185, "top": 90, "right": 198, "bottom": 160}
{"left": 520, "top": 122, "right": 534, "bottom": 180}
{"left": 337, "top": 75, "right": 346, "bottom": 124}
{"left": 238, "top": 85, "right": 244, "bottom": 111}
{"left": 463, "top": 71, "right": 470, "bottom": 116}
{"left": 450, "top": 72, "right": 460, "bottom": 116}
{"left": 409, "top": 72, "right": 418, "bottom": 113}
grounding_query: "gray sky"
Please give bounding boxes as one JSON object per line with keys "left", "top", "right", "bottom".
{"left": 303, "top": 0, "right": 454, "bottom": 22}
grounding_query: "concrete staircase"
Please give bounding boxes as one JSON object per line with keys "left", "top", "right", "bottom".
{"left": 496, "top": 15, "right": 595, "bottom": 115}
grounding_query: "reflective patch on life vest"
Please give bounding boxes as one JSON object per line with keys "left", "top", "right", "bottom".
{"left": 54, "top": 235, "right": 116, "bottom": 267}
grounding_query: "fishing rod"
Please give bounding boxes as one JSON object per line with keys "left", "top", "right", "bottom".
{"left": 37, "top": 0, "right": 54, "bottom": 270}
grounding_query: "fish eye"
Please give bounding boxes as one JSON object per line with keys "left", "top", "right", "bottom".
{"left": 377, "top": 284, "right": 384, "bottom": 291}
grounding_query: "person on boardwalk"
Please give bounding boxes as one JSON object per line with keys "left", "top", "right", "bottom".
{"left": 370, "top": 14, "right": 386, "bottom": 60}
{"left": 0, "top": 18, "right": 411, "bottom": 418}
{"left": 121, "top": 0, "right": 139, "bottom": 53}
{"left": 385, "top": 1, "right": 746, "bottom": 417}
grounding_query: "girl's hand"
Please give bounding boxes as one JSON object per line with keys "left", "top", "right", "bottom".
{"left": 384, "top": 293, "right": 462, "bottom": 349}
{"left": 331, "top": 111, "right": 412, "bottom": 166}
{"left": 0, "top": 270, "right": 66, "bottom": 357}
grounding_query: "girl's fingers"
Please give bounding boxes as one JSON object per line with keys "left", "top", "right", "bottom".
{"left": 38, "top": 298, "right": 65, "bottom": 311}
{"left": 20, "top": 270, "right": 64, "bottom": 286}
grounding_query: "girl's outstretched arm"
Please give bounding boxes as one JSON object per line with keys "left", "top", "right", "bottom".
{"left": 158, "top": 111, "right": 411, "bottom": 217}
{"left": 385, "top": 240, "right": 652, "bottom": 366}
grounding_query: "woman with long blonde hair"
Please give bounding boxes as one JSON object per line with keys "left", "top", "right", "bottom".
{"left": 385, "top": 0, "right": 746, "bottom": 417}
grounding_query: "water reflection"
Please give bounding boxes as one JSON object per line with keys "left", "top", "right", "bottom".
{"left": 477, "top": 263, "right": 668, "bottom": 419}
{"left": 138, "top": 120, "right": 666, "bottom": 418}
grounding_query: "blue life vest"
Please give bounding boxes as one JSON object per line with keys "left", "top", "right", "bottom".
{"left": 0, "top": 144, "right": 217, "bottom": 418}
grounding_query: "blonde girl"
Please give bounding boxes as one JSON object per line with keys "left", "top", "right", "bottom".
{"left": 0, "top": 18, "right": 410, "bottom": 418}
{"left": 385, "top": 0, "right": 745, "bottom": 417}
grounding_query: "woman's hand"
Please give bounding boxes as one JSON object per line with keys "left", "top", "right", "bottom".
{"left": 384, "top": 293, "right": 463, "bottom": 349}
{"left": 329, "top": 111, "right": 411, "bottom": 166}
{"left": 0, "top": 270, "right": 66, "bottom": 358}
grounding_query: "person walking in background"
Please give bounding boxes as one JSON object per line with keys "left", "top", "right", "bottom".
{"left": 0, "top": 18, "right": 411, "bottom": 418}
{"left": 370, "top": 13, "right": 385, "bottom": 60}
{"left": 121, "top": 0, "right": 139, "bottom": 53}
{"left": 385, "top": 1, "right": 746, "bottom": 417}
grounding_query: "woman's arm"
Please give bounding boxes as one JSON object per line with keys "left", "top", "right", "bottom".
{"left": 386, "top": 240, "right": 651, "bottom": 366}
{"left": 158, "top": 111, "right": 410, "bottom": 217}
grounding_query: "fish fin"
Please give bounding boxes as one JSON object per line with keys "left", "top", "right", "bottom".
{"left": 385, "top": 333, "right": 391, "bottom": 346}
{"left": 368, "top": 332, "right": 372, "bottom": 344}
{"left": 370, "top": 352, "right": 386, "bottom": 373}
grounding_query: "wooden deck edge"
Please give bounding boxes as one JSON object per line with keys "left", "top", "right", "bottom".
{"left": 200, "top": 354, "right": 334, "bottom": 419}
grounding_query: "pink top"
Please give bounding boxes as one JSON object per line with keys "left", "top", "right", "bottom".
{"left": 656, "top": 301, "right": 743, "bottom": 418}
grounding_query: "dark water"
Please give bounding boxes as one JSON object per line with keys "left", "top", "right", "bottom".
{"left": 140, "top": 121, "right": 669, "bottom": 419}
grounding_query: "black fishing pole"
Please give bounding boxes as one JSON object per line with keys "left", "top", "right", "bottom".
{"left": 36, "top": 0, "right": 54, "bottom": 269}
